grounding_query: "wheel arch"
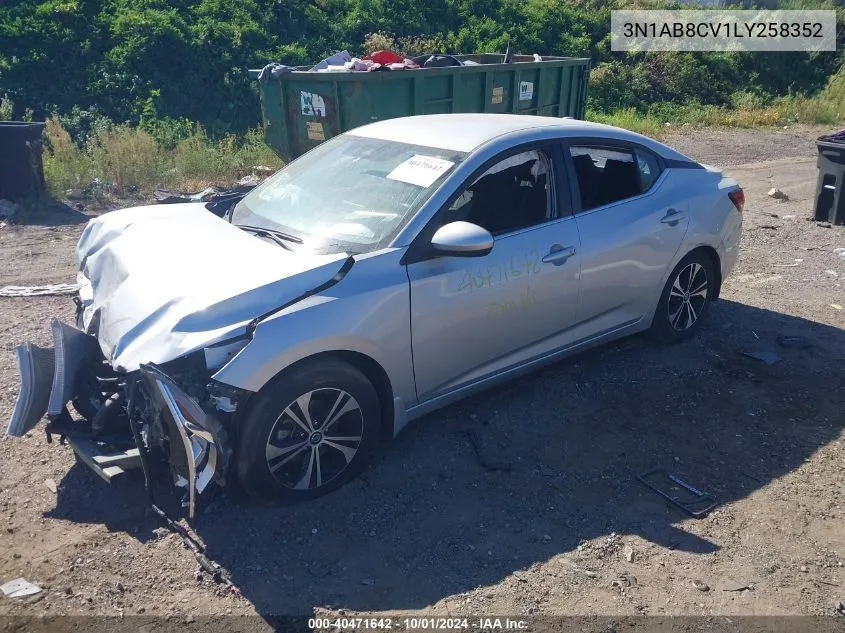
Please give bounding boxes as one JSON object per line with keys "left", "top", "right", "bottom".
{"left": 686, "top": 244, "right": 723, "bottom": 300}
{"left": 241, "top": 350, "right": 397, "bottom": 443}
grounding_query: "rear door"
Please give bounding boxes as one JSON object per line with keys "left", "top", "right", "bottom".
{"left": 406, "top": 144, "right": 582, "bottom": 401}
{"left": 564, "top": 141, "right": 689, "bottom": 335}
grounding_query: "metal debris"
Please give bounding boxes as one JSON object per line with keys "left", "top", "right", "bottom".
{"left": 692, "top": 579, "right": 710, "bottom": 592}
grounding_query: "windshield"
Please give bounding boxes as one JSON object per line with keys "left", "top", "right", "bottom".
{"left": 231, "top": 135, "right": 467, "bottom": 254}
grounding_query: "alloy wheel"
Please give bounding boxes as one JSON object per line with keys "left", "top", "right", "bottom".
{"left": 667, "top": 262, "right": 708, "bottom": 331}
{"left": 265, "top": 388, "right": 364, "bottom": 490}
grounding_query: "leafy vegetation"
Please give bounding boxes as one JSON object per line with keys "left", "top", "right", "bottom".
{"left": 1, "top": 0, "right": 842, "bottom": 135}
{"left": 41, "top": 117, "right": 281, "bottom": 198}
{"left": 1, "top": 0, "right": 842, "bottom": 198}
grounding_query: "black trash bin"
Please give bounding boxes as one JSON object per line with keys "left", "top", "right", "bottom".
{"left": 0, "top": 121, "right": 46, "bottom": 200}
{"left": 814, "top": 134, "right": 845, "bottom": 226}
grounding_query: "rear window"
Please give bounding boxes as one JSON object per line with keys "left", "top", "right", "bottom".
{"left": 570, "top": 146, "right": 641, "bottom": 210}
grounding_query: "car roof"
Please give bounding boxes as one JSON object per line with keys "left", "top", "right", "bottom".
{"left": 347, "top": 113, "right": 694, "bottom": 163}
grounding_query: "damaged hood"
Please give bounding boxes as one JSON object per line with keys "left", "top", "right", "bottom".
{"left": 77, "top": 203, "right": 349, "bottom": 371}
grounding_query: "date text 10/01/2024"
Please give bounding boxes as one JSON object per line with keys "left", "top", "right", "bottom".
{"left": 308, "top": 617, "right": 529, "bottom": 630}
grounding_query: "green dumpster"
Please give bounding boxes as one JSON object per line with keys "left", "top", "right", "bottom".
{"left": 249, "top": 54, "right": 591, "bottom": 163}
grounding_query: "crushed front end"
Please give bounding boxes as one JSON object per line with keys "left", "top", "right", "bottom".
{"left": 7, "top": 309, "right": 249, "bottom": 518}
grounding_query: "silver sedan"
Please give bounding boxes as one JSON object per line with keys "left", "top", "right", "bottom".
{"left": 9, "top": 114, "right": 742, "bottom": 513}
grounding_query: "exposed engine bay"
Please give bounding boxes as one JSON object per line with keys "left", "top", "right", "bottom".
{"left": 6, "top": 202, "right": 354, "bottom": 519}
{"left": 10, "top": 309, "right": 249, "bottom": 518}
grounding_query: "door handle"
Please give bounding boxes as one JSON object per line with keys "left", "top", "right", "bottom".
{"left": 660, "top": 208, "right": 686, "bottom": 225}
{"left": 541, "top": 245, "right": 577, "bottom": 265}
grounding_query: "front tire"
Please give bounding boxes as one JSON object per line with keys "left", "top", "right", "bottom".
{"left": 650, "top": 251, "right": 716, "bottom": 343}
{"left": 236, "top": 358, "right": 381, "bottom": 504}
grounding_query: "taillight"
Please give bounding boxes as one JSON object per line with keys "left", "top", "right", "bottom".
{"left": 729, "top": 188, "right": 745, "bottom": 212}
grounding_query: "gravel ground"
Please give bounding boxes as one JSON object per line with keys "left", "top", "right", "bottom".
{"left": 1, "top": 125, "right": 844, "bottom": 623}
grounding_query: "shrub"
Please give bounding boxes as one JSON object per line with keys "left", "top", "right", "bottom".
{"left": 90, "top": 126, "right": 163, "bottom": 193}
{"left": 42, "top": 117, "right": 94, "bottom": 197}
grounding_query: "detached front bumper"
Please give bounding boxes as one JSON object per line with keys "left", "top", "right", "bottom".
{"left": 7, "top": 318, "right": 231, "bottom": 518}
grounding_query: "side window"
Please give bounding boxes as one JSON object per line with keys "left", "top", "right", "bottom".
{"left": 569, "top": 145, "right": 641, "bottom": 211}
{"left": 636, "top": 148, "right": 661, "bottom": 191}
{"left": 447, "top": 149, "right": 553, "bottom": 235}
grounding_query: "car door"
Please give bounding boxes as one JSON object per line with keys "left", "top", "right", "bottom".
{"left": 405, "top": 145, "right": 582, "bottom": 401}
{"left": 564, "top": 141, "right": 689, "bottom": 336}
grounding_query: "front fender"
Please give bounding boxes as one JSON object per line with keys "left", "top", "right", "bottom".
{"left": 211, "top": 250, "right": 415, "bottom": 407}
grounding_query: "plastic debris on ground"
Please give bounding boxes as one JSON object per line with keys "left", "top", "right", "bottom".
{"left": 1, "top": 578, "right": 42, "bottom": 599}
{"left": 0, "top": 284, "right": 81, "bottom": 297}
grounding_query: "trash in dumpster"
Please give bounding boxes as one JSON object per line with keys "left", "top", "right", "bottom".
{"left": 250, "top": 52, "right": 591, "bottom": 162}
{"left": 637, "top": 469, "right": 717, "bottom": 517}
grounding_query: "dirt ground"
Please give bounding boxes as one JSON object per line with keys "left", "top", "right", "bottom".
{"left": 1, "top": 125, "right": 844, "bottom": 624}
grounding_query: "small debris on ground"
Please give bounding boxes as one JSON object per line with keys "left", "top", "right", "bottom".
{"left": 1, "top": 578, "right": 42, "bottom": 598}
{"left": 0, "top": 284, "right": 81, "bottom": 298}
{"left": 817, "top": 222, "right": 833, "bottom": 228}
{"left": 722, "top": 579, "right": 752, "bottom": 592}
{"left": 767, "top": 188, "right": 788, "bottom": 200}
{"left": 237, "top": 174, "right": 261, "bottom": 187}
{"left": 777, "top": 335, "right": 811, "bottom": 350}
{"left": 692, "top": 580, "right": 710, "bottom": 592}
{"left": 831, "top": 304, "right": 843, "bottom": 310}
{"left": 742, "top": 350, "right": 782, "bottom": 365}
{"left": 44, "top": 478, "right": 57, "bottom": 494}
{"left": 624, "top": 546, "right": 635, "bottom": 563}
{"left": 835, "top": 600, "right": 844, "bottom": 615}
{"left": 612, "top": 573, "right": 638, "bottom": 589}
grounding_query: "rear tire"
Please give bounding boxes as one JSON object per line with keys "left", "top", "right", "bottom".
{"left": 650, "top": 251, "right": 716, "bottom": 343}
{"left": 236, "top": 358, "right": 381, "bottom": 504}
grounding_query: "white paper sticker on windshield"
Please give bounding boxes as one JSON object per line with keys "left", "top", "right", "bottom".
{"left": 386, "top": 155, "right": 455, "bottom": 188}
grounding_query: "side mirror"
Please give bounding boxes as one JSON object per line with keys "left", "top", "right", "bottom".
{"left": 430, "top": 221, "right": 494, "bottom": 258}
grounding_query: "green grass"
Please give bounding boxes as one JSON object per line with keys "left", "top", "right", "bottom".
{"left": 42, "top": 118, "right": 283, "bottom": 200}
{"left": 41, "top": 66, "right": 844, "bottom": 198}
{"left": 589, "top": 66, "right": 845, "bottom": 139}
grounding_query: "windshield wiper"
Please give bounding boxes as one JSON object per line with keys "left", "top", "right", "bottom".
{"left": 235, "top": 224, "right": 304, "bottom": 247}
